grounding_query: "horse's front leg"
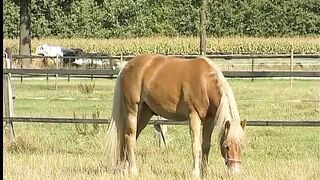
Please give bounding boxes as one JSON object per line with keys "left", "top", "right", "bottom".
{"left": 189, "top": 113, "right": 202, "bottom": 177}
{"left": 201, "top": 119, "right": 215, "bottom": 176}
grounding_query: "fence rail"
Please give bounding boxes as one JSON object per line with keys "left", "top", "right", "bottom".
{"left": 3, "top": 117, "right": 320, "bottom": 126}
{"left": 5, "top": 53, "right": 320, "bottom": 79}
{"left": 3, "top": 69, "right": 320, "bottom": 78}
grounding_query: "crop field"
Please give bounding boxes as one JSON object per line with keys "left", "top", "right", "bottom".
{"left": 4, "top": 36, "right": 320, "bottom": 55}
{"left": 3, "top": 78, "right": 320, "bottom": 179}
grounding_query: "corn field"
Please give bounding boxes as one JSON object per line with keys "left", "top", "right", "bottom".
{"left": 4, "top": 36, "right": 320, "bottom": 55}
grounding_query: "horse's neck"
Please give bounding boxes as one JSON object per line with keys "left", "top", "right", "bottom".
{"left": 212, "top": 75, "right": 240, "bottom": 134}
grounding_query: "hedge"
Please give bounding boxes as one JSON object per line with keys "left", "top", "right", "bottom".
{"left": 3, "top": 0, "right": 320, "bottom": 38}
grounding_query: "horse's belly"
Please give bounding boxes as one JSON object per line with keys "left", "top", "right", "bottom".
{"left": 143, "top": 94, "right": 189, "bottom": 121}
{"left": 149, "top": 105, "right": 188, "bottom": 121}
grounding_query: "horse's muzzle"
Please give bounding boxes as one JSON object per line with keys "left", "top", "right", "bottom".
{"left": 229, "top": 163, "right": 241, "bottom": 175}
{"left": 225, "top": 158, "right": 241, "bottom": 175}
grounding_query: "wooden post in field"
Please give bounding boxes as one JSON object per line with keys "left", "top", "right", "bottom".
{"left": 3, "top": 52, "right": 15, "bottom": 140}
{"left": 20, "top": 60, "right": 23, "bottom": 83}
{"left": 290, "top": 48, "right": 294, "bottom": 88}
{"left": 91, "top": 55, "right": 94, "bottom": 81}
{"left": 55, "top": 56, "right": 59, "bottom": 90}
{"left": 68, "top": 58, "right": 71, "bottom": 82}
{"left": 199, "top": 0, "right": 207, "bottom": 55}
{"left": 110, "top": 56, "right": 115, "bottom": 70}
{"left": 251, "top": 58, "right": 254, "bottom": 82}
{"left": 45, "top": 57, "right": 49, "bottom": 83}
{"left": 154, "top": 116, "right": 168, "bottom": 148}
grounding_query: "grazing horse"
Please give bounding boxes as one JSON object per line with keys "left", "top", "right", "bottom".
{"left": 105, "top": 54, "right": 246, "bottom": 177}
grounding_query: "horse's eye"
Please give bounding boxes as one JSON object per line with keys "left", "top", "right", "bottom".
{"left": 224, "top": 145, "right": 230, "bottom": 150}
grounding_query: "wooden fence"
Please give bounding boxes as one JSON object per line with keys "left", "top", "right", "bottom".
{"left": 3, "top": 117, "right": 320, "bottom": 126}
{"left": 3, "top": 53, "right": 320, "bottom": 142}
{"left": 6, "top": 53, "right": 320, "bottom": 81}
{"left": 3, "top": 69, "right": 320, "bottom": 78}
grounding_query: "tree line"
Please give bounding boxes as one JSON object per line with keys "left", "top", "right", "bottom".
{"left": 4, "top": 0, "right": 320, "bottom": 38}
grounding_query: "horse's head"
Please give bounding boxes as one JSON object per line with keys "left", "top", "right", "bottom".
{"left": 220, "top": 120, "right": 246, "bottom": 175}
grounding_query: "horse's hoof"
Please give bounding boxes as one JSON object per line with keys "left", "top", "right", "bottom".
{"left": 193, "top": 170, "right": 201, "bottom": 178}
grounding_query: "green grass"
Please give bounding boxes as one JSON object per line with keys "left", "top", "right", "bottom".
{"left": 4, "top": 78, "right": 320, "bottom": 179}
{"left": 10, "top": 78, "right": 320, "bottom": 120}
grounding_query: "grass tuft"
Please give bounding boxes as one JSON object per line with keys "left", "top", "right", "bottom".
{"left": 4, "top": 133, "right": 42, "bottom": 153}
{"left": 77, "top": 82, "right": 95, "bottom": 94}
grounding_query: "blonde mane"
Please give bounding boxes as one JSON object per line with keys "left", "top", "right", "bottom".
{"left": 201, "top": 57, "right": 245, "bottom": 146}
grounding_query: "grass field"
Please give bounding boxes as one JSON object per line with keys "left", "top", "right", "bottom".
{"left": 10, "top": 78, "right": 319, "bottom": 120}
{"left": 4, "top": 78, "right": 320, "bottom": 179}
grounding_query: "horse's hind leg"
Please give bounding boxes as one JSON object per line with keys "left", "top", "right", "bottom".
{"left": 189, "top": 113, "right": 202, "bottom": 177}
{"left": 136, "top": 102, "right": 153, "bottom": 139}
{"left": 124, "top": 103, "right": 139, "bottom": 175}
{"left": 201, "top": 119, "right": 215, "bottom": 176}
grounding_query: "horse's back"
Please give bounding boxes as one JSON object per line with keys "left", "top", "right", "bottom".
{"left": 122, "top": 54, "right": 212, "bottom": 80}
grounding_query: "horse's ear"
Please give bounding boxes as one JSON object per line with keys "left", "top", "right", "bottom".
{"left": 240, "top": 119, "right": 247, "bottom": 129}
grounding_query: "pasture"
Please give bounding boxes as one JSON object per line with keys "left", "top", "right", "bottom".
{"left": 4, "top": 78, "right": 320, "bottom": 179}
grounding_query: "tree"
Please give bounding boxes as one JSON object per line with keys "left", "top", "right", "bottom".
{"left": 19, "top": 0, "right": 31, "bottom": 68}
{"left": 199, "top": 0, "right": 207, "bottom": 55}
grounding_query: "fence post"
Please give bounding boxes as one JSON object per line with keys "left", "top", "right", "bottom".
{"left": 91, "top": 55, "right": 93, "bottom": 81}
{"left": 251, "top": 57, "right": 254, "bottom": 82}
{"left": 20, "top": 58, "right": 23, "bottom": 83}
{"left": 290, "top": 48, "right": 294, "bottom": 88}
{"left": 154, "top": 116, "right": 168, "bottom": 148}
{"left": 45, "top": 57, "right": 49, "bottom": 83}
{"left": 55, "top": 55, "right": 59, "bottom": 90}
{"left": 3, "top": 52, "right": 15, "bottom": 141}
{"left": 68, "top": 58, "right": 71, "bottom": 82}
{"left": 110, "top": 56, "right": 115, "bottom": 70}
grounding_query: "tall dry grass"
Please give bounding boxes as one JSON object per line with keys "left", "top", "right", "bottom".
{"left": 4, "top": 126, "right": 320, "bottom": 180}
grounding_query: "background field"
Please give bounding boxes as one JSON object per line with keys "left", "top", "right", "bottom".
{"left": 4, "top": 36, "right": 320, "bottom": 55}
{"left": 4, "top": 78, "right": 320, "bottom": 179}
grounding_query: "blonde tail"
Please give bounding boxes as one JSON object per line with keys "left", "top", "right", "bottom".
{"left": 105, "top": 68, "right": 125, "bottom": 171}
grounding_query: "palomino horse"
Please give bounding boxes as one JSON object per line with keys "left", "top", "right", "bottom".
{"left": 105, "top": 54, "right": 246, "bottom": 177}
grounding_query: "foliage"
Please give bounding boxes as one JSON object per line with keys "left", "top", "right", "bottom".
{"left": 4, "top": 0, "right": 320, "bottom": 38}
{"left": 78, "top": 82, "right": 95, "bottom": 94}
{"left": 73, "top": 110, "right": 101, "bottom": 136}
